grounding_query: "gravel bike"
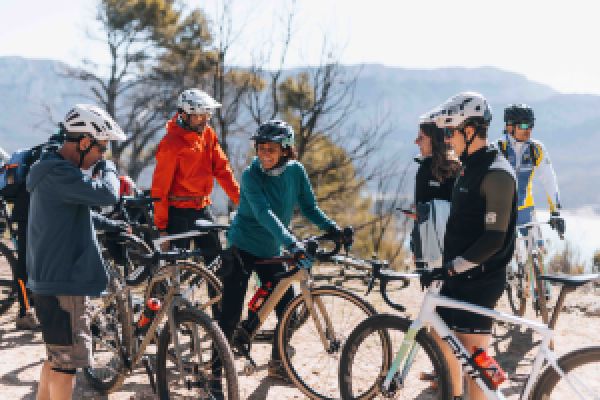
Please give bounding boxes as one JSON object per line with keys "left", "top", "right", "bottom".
{"left": 84, "top": 244, "right": 239, "bottom": 399}
{"left": 230, "top": 229, "right": 377, "bottom": 400}
{"left": 339, "top": 269, "right": 600, "bottom": 399}
{"left": 506, "top": 220, "right": 563, "bottom": 325}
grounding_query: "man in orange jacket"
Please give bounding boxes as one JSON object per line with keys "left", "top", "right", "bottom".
{"left": 151, "top": 88, "right": 240, "bottom": 264}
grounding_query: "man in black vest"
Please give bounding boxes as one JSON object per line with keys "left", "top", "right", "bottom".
{"left": 423, "top": 92, "right": 517, "bottom": 400}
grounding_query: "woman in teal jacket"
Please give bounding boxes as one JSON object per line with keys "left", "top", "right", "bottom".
{"left": 218, "top": 119, "right": 340, "bottom": 383}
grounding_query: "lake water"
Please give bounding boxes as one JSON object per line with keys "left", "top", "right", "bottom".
{"left": 537, "top": 207, "right": 600, "bottom": 270}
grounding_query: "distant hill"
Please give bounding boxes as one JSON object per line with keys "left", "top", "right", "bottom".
{"left": 1, "top": 56, "right": 598, "bottom": 210}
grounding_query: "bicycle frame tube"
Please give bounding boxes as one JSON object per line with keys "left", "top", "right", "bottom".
{"left": 253, "top": 268, "right": 299, "bottom": 332}
{"left": 152, "top": 230, "right": 212, "bottom": 250}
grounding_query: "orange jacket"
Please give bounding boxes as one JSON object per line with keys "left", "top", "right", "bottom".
{"left": 151, "top": 115, "right": 240, "bottom": 230}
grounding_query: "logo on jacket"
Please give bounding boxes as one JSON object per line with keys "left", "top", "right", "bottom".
{"left": 485, "top": 212, "right": 497, "bottom": 224}
{"left": 429, "top": 180, "right": 441, "bottom": 187}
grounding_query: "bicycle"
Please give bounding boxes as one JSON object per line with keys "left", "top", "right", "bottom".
{"left": 228, "top": 229, "right": 377, "bottom": 400}
{"left": 98, "top": 195, "right": 227, "bottom": 319}
{"left": 0, "top": 195, "right": 20, "bottom": 316}
{"left": 505, "top": 220, "right": 563, "bottom": 325}
{"left": 339, "top": 269, "right": 600, "bottom": 399}
{"left": 83, "top": 244, "right": 239, "bottom": 399}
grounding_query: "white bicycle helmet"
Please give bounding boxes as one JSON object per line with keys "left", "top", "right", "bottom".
{"left": 435, "top": 91, "right": 492, "bottom": 128}
{"left": 419, "top": 107, "right": 442, "bottom": 124}
{"left": 62, "top": 104, "right": 125, "bottom": 141}
{"left": 177, "top": 89, "right": 221, "bottom": 115}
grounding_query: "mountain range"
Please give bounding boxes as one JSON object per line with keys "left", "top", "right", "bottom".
{"left": 1, "top": 56, "right": 598, "bottom": 211}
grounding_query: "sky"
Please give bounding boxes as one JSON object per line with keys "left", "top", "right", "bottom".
{"left": 1, "top": 0, "right": 600, "bottom": 94}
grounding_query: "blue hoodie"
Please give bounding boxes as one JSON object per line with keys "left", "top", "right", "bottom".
{"left": 26, "top": 152, "right": 119, "bottom": 296}
{"left": 227, "top": 157, "right": 336, "bottom": 258}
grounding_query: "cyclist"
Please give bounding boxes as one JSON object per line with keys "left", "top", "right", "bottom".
{"left": 498, "top": 104, "right": 564, "bottom": 232}
{"left": 151, "top": 88, "right": 240, "bottom": 260}
{"left": 423, "top": 92, "right": 517, "bottom": 400}
{"left": 216, "top": 119, "right": 341, "bottom": 383}
{"left": 26, "top": 104, "right": 125, "bottom": 400}
{"left": 499, "top": 104, "right": 565, "bottom": 297}
{"left": 411, "top": 110, "right": 461, "bottom": 266}
{"left": 11, "top": 133, "right": 64, "bottom": 330}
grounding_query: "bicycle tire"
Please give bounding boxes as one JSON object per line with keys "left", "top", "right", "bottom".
{"left": 339, "top": 314, "right": 452, "bottom": 400}
{"left": 83, "top": 290, "right": 132, "bottom": 393}
{"left": 276, "top": 286, "right": 378, "bottom": 399}
{"left": 531, "top": 254, "right": 550, "bottom": 325}
{"left": 530, "top": 346, "right": 600, "bottom": 399}
{"left": 506, "top": 262, "right": 527, "bottom": 317}
{"left": 0, "top": 240, "right": 18, "bottom": 316}
{"left": 156, "top": 307, "right": 239, "bottom": 400}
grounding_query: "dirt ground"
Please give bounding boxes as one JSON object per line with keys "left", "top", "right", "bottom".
{"left": 0, "top": 262, "right": 599, "bottom": 399}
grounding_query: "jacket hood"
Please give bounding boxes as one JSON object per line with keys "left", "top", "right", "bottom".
{"left": 26, "top": 152, "right": 76, "bottom": 191}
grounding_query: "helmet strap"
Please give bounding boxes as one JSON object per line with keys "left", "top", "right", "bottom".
{"left": 65, "top": 135, "right": 92, "bottom": 168}
{"left": 460, "top": 128, "right": 476, "bottom": 160}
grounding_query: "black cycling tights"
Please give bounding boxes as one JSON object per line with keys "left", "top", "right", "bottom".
{"left": 217, "top": 247, "right": 296, "bottom": 360}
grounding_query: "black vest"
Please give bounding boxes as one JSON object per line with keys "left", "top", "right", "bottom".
{"left": 443, "top": 146, "right": 517, "bottom": 276}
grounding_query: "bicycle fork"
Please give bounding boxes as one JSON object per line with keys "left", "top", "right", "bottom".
{"left": 299, "top": 282, "right": 338, "bottom": 353}
{"left": 382, "top": 327, "right": 419, "bottom": 390}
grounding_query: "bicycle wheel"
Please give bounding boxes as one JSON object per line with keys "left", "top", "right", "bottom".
{"left": 531, "top": 346, "right": 600, "bottom": 399}
{"left": 277, "top": 286, "right": 377, "bottom": 399}
{"left": 531, "top": 254, "right": 550, "bottom": 325}
{"left": 506, "top": 261, "right": 527, "bottom": 317}
{"left": 156, "top": 308, "right": 238, "bottom": 400}
{"left": 83, "top": 290, "right": 132, "bottom": 393}
{"left": 146, "top": 261, "right": 223, "bottom": 317}
{"left": 339, "top": 314, "right": 452, "bottom": 400}
{"left": 0, "top": 241, "right": 18, "bottom": 316}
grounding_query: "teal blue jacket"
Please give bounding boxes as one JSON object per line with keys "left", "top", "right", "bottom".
{"left": 227, "top": 157, "right": 336, "bottom": 257}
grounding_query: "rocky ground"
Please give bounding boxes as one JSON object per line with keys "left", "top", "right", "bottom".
{"left": 0, "top": 261, "right": 598, "bottom": 399}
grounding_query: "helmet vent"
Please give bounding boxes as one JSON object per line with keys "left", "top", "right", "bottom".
{"left": 91, "top": 122, "right": 102, "bottom": 133}
{"left": 66, "top": 112, "right": 79, "bottom": 122}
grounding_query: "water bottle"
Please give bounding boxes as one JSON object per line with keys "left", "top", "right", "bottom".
{"left": 471, "top": 347, "right": 507, "bottom": 389}
{"left": 136, "top": 298, "right": 161, "bottom": 335}
{"left": 241, "top": 282, "right": 273, "bottom": 335}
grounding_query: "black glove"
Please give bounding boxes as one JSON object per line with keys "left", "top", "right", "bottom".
{"left": 326, "top": 225, "right": 343, "bottom": 240}
{"left": 419, "top": 267, "right": 446, "bottom": 290}
{"left": 549, "top": 211, "right": 565, "bottom": 237}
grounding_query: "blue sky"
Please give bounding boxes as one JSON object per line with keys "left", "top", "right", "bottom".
{"left": 1, "top": 0, "right": 600, "bottom": 94}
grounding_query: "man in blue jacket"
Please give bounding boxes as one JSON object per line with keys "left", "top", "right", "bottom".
{"left": 27, "top": 104, "right": 125, "bottom": 400}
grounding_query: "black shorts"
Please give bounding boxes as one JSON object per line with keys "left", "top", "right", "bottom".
{"left": 437, "top": 268, "right": 506, "bottom": 334}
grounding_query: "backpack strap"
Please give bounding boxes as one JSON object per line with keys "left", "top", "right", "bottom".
{"left": 529, "top": 142, "right": 541, "bottom": 166}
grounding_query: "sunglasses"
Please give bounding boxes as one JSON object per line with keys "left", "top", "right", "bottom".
{"left": 92, "top": 141, "right": 108, "bottom": 154}
{"left": 516, "top": 122, "right": 534, "bottom": 130}
{"left": 443, "top": 128, "right": 458, "bottom": 139}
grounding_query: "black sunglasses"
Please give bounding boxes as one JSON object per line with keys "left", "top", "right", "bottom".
{"left": 92, "top": 141, "right": 108, "bottom": 154}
